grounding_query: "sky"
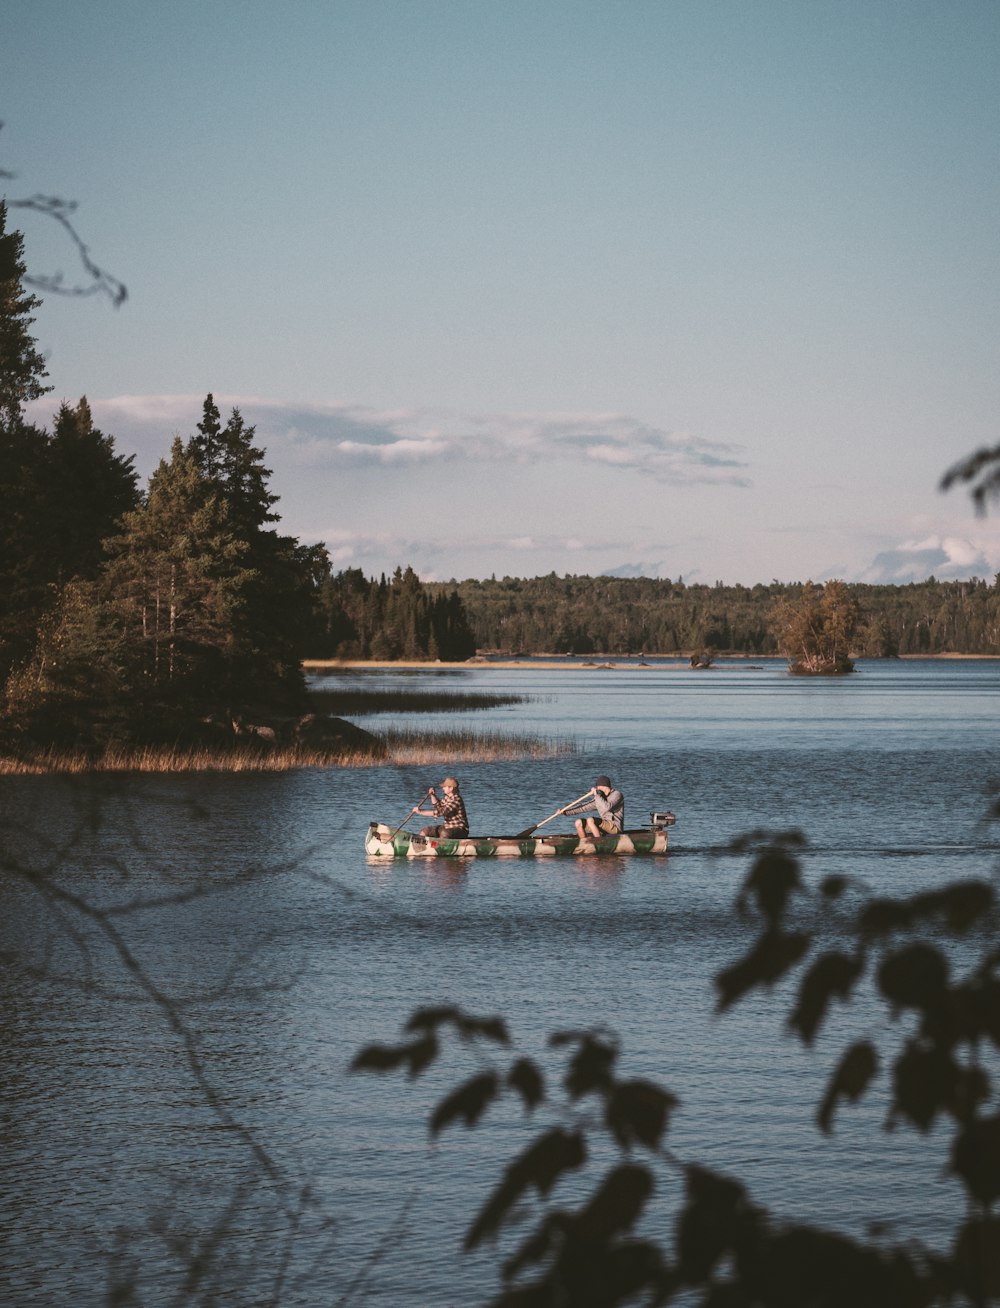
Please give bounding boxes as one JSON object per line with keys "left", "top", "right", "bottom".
{"left": 5, "top": 0, "right": 1000, "bottom": 585}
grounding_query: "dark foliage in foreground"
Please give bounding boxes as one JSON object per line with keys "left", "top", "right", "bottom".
{"left": 356, "top": 831, "right": 1000, "bottom": 1306}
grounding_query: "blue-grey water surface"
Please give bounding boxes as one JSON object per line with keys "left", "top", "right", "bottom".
{"left": 1, "top": 658, "right": 997, "bottom": 1305}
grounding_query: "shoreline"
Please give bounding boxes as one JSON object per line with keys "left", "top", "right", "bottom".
{"left": 305, "top": 652, "right": 1000, "bottom": 671}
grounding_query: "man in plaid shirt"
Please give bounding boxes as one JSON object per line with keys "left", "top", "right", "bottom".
{"left": 416, "top": 777, "right": 469, "bottom": 837}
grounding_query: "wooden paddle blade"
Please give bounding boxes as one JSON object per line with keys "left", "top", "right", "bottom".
{"left": 513, "top": 824, "right": 539, "bottom": 839}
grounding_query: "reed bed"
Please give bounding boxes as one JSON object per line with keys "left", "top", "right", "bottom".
{"left": 376, "top": 727, "right": 575, "bottom": 764}
{"left": 0, "top": 728, "right": 574, "bottom": 775}
{"left": 306, "top": 687, "right": 527, "bottom": 714}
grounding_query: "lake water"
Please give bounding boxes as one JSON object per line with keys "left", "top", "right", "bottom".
{"left": 1, "top": 658, "right": 997, "bottom": 1306}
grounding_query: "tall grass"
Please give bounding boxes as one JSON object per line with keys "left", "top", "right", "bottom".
{"left": 0, "top": 728, "right": 575, "bottom": 774}
{"left": 379, "top": 727, "right": 575, "bottom": 763}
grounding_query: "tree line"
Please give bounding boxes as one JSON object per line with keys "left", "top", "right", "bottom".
{"left": 429, "top": 572, "right": 1000, "bottom": 657}
{"left": 313, "top": 565, "right": 476, "bottom": 662}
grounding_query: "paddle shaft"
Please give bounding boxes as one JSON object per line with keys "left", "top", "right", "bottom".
{"left": 514, "top": 789, "right": 595, "bottom": 839}
{"left": 388, "top": 790, "right": 434, "bottom": 841}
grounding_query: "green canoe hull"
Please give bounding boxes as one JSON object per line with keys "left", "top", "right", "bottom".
{"left": 365, "top": 823, "right": 670, "bottom": 858}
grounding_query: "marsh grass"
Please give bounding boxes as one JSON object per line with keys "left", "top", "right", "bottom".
{"left": 306, "top": 688, "right": 527, "bottom": 714}
{"left": 0, "top": 727, "right": 574, "bottom": 774}
{"left": 379, "top": 727, "right": 575, "bottom": 763}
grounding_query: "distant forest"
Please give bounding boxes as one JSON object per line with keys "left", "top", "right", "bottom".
{"left": 416, "top": 573, "right": 1000, "bottom": 658}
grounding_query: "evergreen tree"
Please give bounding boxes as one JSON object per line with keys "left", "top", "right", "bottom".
{"left": 0, "top": 201, "right": 50, "bottom": 426}
{"left": 0, "top": 204, "right": 54, "bottom": 681}
{"left": 313, "top": 566, "right": 479, "bottom": 661}
{"left": 45, "top": 397, "right": 140, "bottom": 580}
{"left": 102, "top": 438, "right": 254, "bottom": 719}
{"left": 0, "top": 419, "right": 52, "bottom": 680}
{"left": 188, "top": 392, "right": 224, "bottom": 480}
{"left": 188, "top": 397, "right": 278, "bottom": 537}
{"left": 0, "top": 398, "right": 139, "bottom": 685}
{"left": 185, "top": 394, "right": 314, "bottom": 702}
{"left": 431, "top": 590, "right": 477, "bottom": 660}
{"left": 4, "top": 578, "right": 131, "bottom": 746}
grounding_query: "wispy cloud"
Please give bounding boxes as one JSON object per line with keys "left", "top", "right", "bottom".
{"left": 45, "top": 394, "right": 751, "bottom": 487}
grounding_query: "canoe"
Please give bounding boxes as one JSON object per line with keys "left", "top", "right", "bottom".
{"left": 365, "top": 813, "right": 675, "bottom": 858}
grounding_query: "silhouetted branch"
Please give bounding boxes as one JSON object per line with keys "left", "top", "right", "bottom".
{"left": 2, "top": 122, "right": 127, "bottom": 306}
{"left": 941, "top": 442, "right": 1000, "bottom": 516}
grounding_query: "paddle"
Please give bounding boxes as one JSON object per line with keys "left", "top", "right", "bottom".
{"left": 387, "top": 790, "right": 433, "bottom": 841}
{"left": 514, "top": 789, "right": 595, "bottom": 840}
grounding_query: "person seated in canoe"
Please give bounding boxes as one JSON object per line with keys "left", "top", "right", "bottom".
{"left": 564, "top": 776, "right": 624, "bottom": 840}
{"left": 414, "top": 776, "right": 470, "bottom": 838}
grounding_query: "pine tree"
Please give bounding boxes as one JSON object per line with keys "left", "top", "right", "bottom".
{"left": 45, "top": 397, "right": 140, "bottom": 580}
{"left": 103, "top": 438, "right": 254, "bottom": 717}
{"left": 0, "top": 201, "right": 50, "bottom": 426}
{"left": 188, "top": 397, "right": 278, "bottom": 538}
{"left": 188, "top": 393, "right": 224, "bottom": 480}
{"left": 0, "top": 419, "right": 52, "bottom": 680}
{"left": 0, "top": 398, "right": 139, "bottom": 685}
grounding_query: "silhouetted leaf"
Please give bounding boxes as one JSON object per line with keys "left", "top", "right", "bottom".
{"left": 862, "top": 881, "right": 994, "bottom": 939}
{"left": 405, "top": 1006, "right": 509, "bottom": 1045}
{"left": 740, "top": 1225, "right": 926, "bottom": 1308}
{"left": 465, "top": 1127, "right": 587, "bottom": 1250}
{"left": 877, "top": 943, "right": 949, "bottom": 1013}
{"left": 911, "top": 880, "right": 995, "bottom": 933}
{"left": 605, "top": 1079, "right": 677, "bottom": 1150}
{"left": 788, "top": 950, "right": 863, "bottom": 1044}
{"left": 715, "top": 929, "right": 810, "bottom": 1011}
{"left": 951, "top": 1114, "right": 1000, "bottom": 1206}
{"left": 819, "top": 874, "right": 849, "bottom": 899}
{"left": 508, "top": 1057, "right": 545, "bottom": 1111}
{"left": 405, "top": 1004, "right": 462, "bottom": 1033}
{"left": 501, "top": 1209, "right": 568, "bottom": 1281}
{"left": 738, "top": 848, "right": 802, "bottom": 924}
{"left": 953, "top": 1216, "right": 1000, "bottom": 1300}
{"left": 860, "top": 897, "right": 912, "bottom": 937}
{"left": 348, "top": 1034, "right": 441, "bottom": 1078}
{"left": 556, "top": 1032, "right": 617, "bottom": 1099}
{"left": 458, "top": 1014, "right": 510, "bottom": 1044}
{"left": 578, "top": 1163, "right": 653, "bottom": 1240}
{"left": 924, "top": 979, "right": 979, "bottom": 1048}
{"left": 818, "top": 1041, "right": 878, "bottom": 1133}
{"left": 567, "top": 1239, "right": 664, "bottom": 1305}
{"left": 891, "top": 1042, "right": 987, "bottom": 1132}
{"left": 976, "top": 977, "right": 1000, "bottom": 1045}
{"left": 676, "top": 1166, "right": 753, "bottom": 1284}
{"left": 727, "top": 829, "right": 807, "bottom": 854}
{"left": 350, "top": 1043, "right": 411, "bottom": 1074}
{"left": 430, "top": 1071, "right": 499, "bottom": 1136}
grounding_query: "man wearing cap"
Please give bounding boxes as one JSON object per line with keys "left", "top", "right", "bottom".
{"left": 415, "top": 776, "right": 470, "bottom": 838}
{"left": 565, "top": 776, "right": 624, "bottom": 841}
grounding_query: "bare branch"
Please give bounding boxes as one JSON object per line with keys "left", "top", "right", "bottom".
{"left": 2, "top": 122, "right": 127, "bottom": 306}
